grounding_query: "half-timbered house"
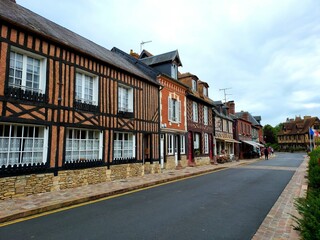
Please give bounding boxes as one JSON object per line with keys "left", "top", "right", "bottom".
{"left": 178, "top": 73, "right": 214, "bottom": 166}
{"left": 213, "top": 101, "right": 239, "bottom": 163}
{"left": 0, "top": 0, "right": 160, "bottom": 199}
{"left": 138, "top": 50, "right": 189, "bottom": 169}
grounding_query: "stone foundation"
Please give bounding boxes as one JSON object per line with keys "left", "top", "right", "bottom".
{"left": 0, "top": 163, "right": 160, "bottom": 200}
{"left": 165, "top": 156, "right": 176, "bottom": 170}
{"left": 194, "top": 156, "right": 211, "bottom": 166}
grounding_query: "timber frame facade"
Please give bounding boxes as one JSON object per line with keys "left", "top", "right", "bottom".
{"left": 278, "top": 116, "right": 320, "bottom": 151}
{"left": 179, "top": 73, "right": 214, "bottom": 166}
{"left": 0, "top": 0, "right": 160, "bottom": 178}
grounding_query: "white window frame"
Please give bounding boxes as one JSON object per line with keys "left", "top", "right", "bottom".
{"left": 9, "top": 47, "right": 47, "bottom": 94}
{"left": 223, "top": 119, "right": 227, "bottom": 132}
{"left": 0, "top": 123, "right": 48, "bottom": 167}
{"left": 180, "top": 135, "right": 185, "bottom": 154}
{"left": 204, "top": 133, "right": 209, "bottom": 154}
{"left": 118, "top": 85, "right": 133, "bottom": 112}
{"left": 113, "top": 132, "right": 135, "bottom": 159}
{"left": 66, "top": 128, "right": 102, "bottom": 162}
{"left": 229, "top": 121, "right": 233, "bottom": 133}
{"left": 168, "top": 97, "right": 181, "bottom": 123}
{"left": 171, "top": 64, "right": 178, "bottom": 79}
{"left": 192, "top": 79, "right": 197, "bottom": 91}
{"left": 167, "top": 134, "right": 174, "bottom": 155}
{"left": 193, "top": 102, "right": 198, "bottom": 122}
{"left": 194, "top": 133, "right": 200, "bottom": 150}
{"left": 204, "top": 106, "right": 208, "bottom": 125}
{"left": 203, "top": 86, "right": 208, "bottom": 97}
{"left": 75, "top": 70, "right": 98, "bottom": 105}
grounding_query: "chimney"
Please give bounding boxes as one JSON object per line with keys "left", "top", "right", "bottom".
{"left": 129, "top": 49, "right": 139, "bottom": 59}
{"left": 242, "top": 112, "right": 249, "bottom": 121}
{"left": 227, "top": 101, "right": 235, "bottom": 115}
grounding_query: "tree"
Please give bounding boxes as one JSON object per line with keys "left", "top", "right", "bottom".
{"left": 263, "top": 124, "right": 277, "bottom": 144}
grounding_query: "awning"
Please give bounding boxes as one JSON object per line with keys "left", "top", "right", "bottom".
{"left": 225, "top": 139, "right": 241, "bottom": 144}
{"left": 255, "top": 142, "right": 265, "bottom": 147}
{"left": 241, "top": 140, "right": 259, "bottom": 148}
{"left": 242, "top": 140, "right": 264, "bottom": 148}
{"left": 216, "top": 137, "right": 241, "bottom": 143}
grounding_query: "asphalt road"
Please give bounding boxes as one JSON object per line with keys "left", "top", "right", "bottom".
{"left": 0, "top": 152, "right": 304, "bottom": 240}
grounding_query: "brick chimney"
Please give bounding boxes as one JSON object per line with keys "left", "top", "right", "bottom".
{"left": 227, "top": 101, "right": 235, "bottom": 115}
{"left": 242, "top": 111, "right": 249, "bottom": 121}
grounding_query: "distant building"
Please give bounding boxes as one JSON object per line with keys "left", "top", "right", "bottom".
{"left": 278, "top": 116, "right": 320, "bottom": 151}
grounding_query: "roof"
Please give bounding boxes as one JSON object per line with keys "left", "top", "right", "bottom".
{"left": 111, "top": 47, "right": 159, "bottom": 85}
{"left": 179, "top": 72, "right": 199, "bottom": 80}
{"left": 140, "top": 50, "right": 182, "bottom": 67}
{"left": 0, "top": 0, "right": 156, "bottom": 84}
{"left": 279, "top": 117, "right": 320, "bottom": 135}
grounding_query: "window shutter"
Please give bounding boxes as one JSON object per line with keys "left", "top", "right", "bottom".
{"left": 176, "top": 100, "right": 181, "bottom": 122}
{"left": 168, "top": 97, "right": 172, "bottom": 121}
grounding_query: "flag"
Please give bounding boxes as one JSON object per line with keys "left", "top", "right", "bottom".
{"left": 310, "top": 127, "right": 314, "bottom": 136}
{"left": 314, "top": 129, "right": 320, "bottom": 137}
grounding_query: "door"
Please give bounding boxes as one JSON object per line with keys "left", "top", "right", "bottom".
{"left": 160, "top": 134, "right": 164, "bottom": 168}
{"left": 174, "top": 135, "right": 179, "bottom": 166}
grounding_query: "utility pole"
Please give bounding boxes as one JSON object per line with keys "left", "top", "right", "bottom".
{"left": 219, "top": 88, "right": 232, "bottom": 103}
{"left": 140, "top": 40, "right": 152, "bottom": 53}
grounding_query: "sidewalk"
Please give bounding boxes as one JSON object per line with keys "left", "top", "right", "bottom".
{"left": 0, "top": 156, "right": 308, "bottom": 240}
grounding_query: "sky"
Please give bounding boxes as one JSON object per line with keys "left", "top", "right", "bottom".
{"left": 17, "top": 0, "right": 320, "bottom": 127}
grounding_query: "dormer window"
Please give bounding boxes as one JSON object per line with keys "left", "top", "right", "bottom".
{"left": 192, "top": 79, "right": 197, "bottom": 91}
{"left": 171, "top": 64, "right": 178, "bottom": 79}
{"left": 203, "top": 86, "right": 208, "bottom": 97}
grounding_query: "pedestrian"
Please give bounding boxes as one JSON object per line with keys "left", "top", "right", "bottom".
{"left": 264, "top": 147, "right": 269, "bottom": 160}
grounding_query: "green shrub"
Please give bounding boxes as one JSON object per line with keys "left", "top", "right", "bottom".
{"left": 294, "top": 192, "right": 320, "bottom": 240}
{"left": 294, "top": 147, "right": 320, "bottom": 239}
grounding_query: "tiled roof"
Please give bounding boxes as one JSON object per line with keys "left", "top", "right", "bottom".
{"left": 279, "top": 117, "right": 320, "bottom": 135}
{"left": 0, "top": 0, "right": 157, "bottom": 84}
{"left": 140, "top": 50, "right": 182, "bottom": 67}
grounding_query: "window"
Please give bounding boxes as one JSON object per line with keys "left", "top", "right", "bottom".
{"left": 75, "top": 71, "right": 98, "bottom": 105}
{"left": 180, "top": 135, "right": 185, "bottom": 154}
{"left": 194, "top": 133, "right": 200, "bottom": 150}
{"left": 9, "top": 48, "right": 46, "bottom": 94}
{"left": 223, "top": 119, "right": 227, "bottom": 132}
{"left": 193, "top": 102, "right": 198, "bottom": 122}
{"left": 192, "top": 79, "right": 197, "bottom": 91}
{"left": 167, "top": 134, "right": 174, "bottom": 155}
{"left": 204, "top": 106, "right": 208, "bottom": 125}
{"left": 0, "top": 123, "right": 48, "bottom": 167}
{"left": 229, "top": 121, "right": 233, "bottom": 133}
{"left": 171, "top": 64, "right": 178, "bottom": 79}
{"left": 66, "top": 129, "right": 102, "bottom": 162}
{"left": 204, "top": 133, "right": 209, "bottom": 154}
{"left": 118, "top": 85, "right": 133, "bottom": 112}
{"left": 113, "top": 132, "right": 135, "bottom": 159}
{"left": 203, "top": 86, "right": 208, "bottom": 97}
{"left": 168, "top": 97, "right": 181, "bottom": 122}
{"left": 215, "top": 118, "right": 222, "bottom": 131}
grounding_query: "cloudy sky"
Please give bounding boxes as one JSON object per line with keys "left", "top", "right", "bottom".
{"left": 18, "top": 0, "right": 320, "bottom": 127}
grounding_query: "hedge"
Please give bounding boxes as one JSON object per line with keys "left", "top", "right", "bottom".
{"left": 294, "top": 147, "right": 320, "bottom": 239}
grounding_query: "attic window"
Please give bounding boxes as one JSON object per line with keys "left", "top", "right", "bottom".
{"left": 192, "top": 79, "right": 197, "bottom": 91}
{"left": 203, "top": 86, "right": 208, "bottom": 97}
{"left": 171, "top": 64, "right": 177, "bottom": 79}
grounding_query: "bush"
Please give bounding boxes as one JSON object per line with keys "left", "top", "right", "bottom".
{"left": 294, "top": 147, "right": 320, "bottom": 239}
{"left": 294, "top": 192, "right": 320, "bottom": 240}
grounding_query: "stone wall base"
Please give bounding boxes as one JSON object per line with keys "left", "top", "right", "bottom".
{"left": 0, "top": 163, "right": 160, "bottom": 200}
{"left": 194, "top": 156, "right": 211, "bottom": 166}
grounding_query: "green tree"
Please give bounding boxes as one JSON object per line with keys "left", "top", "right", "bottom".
{"left": 263, "top": 124, "right": 277, "bottom": 144}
